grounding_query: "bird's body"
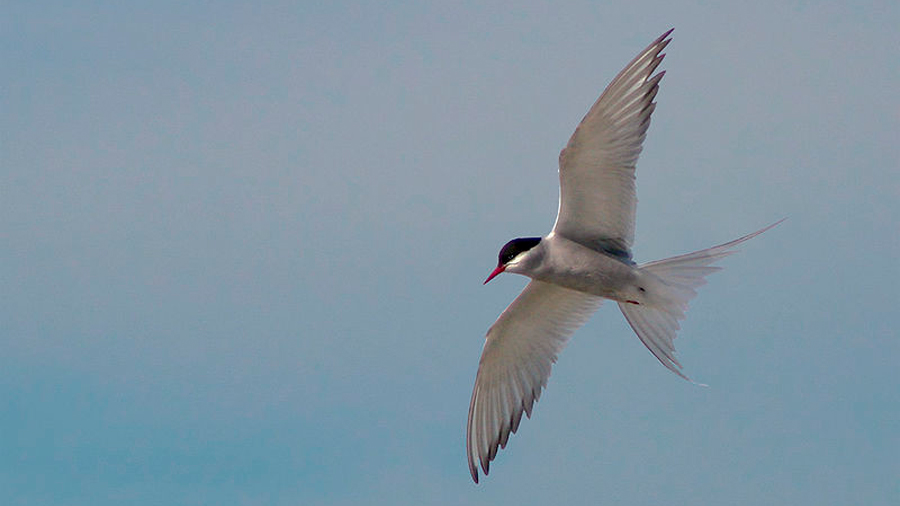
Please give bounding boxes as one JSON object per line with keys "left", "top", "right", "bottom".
{"left": 514, "top": 233, "right": 639, "bottom": 299}
{"left": 466, "top": 28, "right": 781, "bottom": 483}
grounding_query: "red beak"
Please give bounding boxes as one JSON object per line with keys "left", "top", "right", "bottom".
{"left": 484, "top": 265, "right": 505, "bottom": 284}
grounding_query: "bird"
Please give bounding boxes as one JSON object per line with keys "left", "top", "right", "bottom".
{"left": 466, "top": 28, "right": 781, "bottom": 483}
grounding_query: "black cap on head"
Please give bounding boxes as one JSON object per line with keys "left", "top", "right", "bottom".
{"left": 498, "top": 237, "right": 541, "bottom": 265}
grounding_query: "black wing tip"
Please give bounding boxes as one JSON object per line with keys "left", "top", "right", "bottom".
{"left": 468, "top": 447, "right": 485, "bottom": 483}
{"left": 480, "top": 456, "right": 491, "bottom": 479}
{"left": 654, "top": 28, "right": 674, "bottom": 55}
{"left": 470, "top": 464, "right": 481, "bottom": 484}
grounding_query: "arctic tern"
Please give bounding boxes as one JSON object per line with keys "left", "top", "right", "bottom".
{"left": 467, "top": 28, "right": 781, "bottom": 483}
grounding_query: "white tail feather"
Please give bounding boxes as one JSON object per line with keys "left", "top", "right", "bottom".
{"left": 617, "top": 220, "right": 783, "bottom": 381}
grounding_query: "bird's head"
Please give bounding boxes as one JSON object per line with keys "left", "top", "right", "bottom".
{"left": 484, "top": 237, "right": 542, "bottom": 284}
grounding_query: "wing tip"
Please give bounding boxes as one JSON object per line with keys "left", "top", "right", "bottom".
{"left": 659, "top": 27, "right": 675, "bottom": 42}
{"left": 469, "top": 458, "right": 480, "bottom": 483}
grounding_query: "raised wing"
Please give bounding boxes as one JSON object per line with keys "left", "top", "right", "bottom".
{"left": 553, "top": 29, "right": 672, "bottom": 256}
{"left": 467, "top": 280, "right": 603, "bottom": 483}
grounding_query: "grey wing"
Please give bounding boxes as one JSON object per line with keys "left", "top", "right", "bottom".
{"left": 553, "top": 29, "right": 672, "bottom": 255}
{"left": 466, "top": 280, "right": 603, "bottom": 483}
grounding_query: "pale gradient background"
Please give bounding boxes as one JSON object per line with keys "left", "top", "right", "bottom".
{"left": 2, "top": 1, "right": 898, "bottom": 505}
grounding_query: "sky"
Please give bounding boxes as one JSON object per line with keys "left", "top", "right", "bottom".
{"left": 2, "top": 1, "right": 898, "bottom": 505}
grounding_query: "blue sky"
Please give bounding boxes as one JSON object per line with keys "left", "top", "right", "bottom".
{"left": 2, "top": 1, "right": 898, "bottom": 504}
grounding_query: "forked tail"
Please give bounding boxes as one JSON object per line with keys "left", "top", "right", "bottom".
{"left": 617, "top": 220, "right": 784, "bottom": 381}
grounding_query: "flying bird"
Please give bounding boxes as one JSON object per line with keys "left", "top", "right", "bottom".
{"left": 467, "top": 29, "right": 781, "bottom": 483}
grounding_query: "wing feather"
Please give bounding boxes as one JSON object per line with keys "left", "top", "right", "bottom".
{"left": 553, "top": 29, "right": 673, "bottom": 254}
{"left": 466, "top": 281, "right": 603, "bottom": 482}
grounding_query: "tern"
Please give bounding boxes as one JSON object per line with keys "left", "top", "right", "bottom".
{"left": 467, "top": 29, "right": 781, "bottom": 483}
